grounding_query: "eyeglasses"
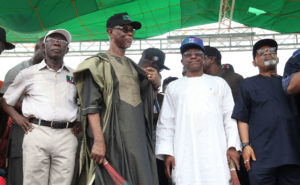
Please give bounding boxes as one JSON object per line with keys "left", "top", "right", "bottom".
{"left": 257, "top": 47, "right": 276, "bottom": 56}
{"left": 183, "top": 51, "right": 204, "bottom": 58}
{"left": 46, "top": 38, "right": 69, "bottom": 46}
{"left": 113, "top": 27, "right": 136, "bottom": 34}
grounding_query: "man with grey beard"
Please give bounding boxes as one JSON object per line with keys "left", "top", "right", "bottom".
{"left": 232, "top": 39, "right": 300, "bottom": 185}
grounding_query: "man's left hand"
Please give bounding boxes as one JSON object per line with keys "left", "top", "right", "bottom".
{"left": 145, "top": 67, "right": 160, "bottom": 89}
{"left": 227, "top": 147, "right": 240, "bottom": 170}
{"left": 71, "top": 122, "right": 82, "bottom": 136}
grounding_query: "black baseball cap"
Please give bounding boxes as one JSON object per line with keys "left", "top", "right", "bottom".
{"left": 204, "top": 46, "right": 222, "bottom": 61}
{"left": 221, "top": 63, "right": 235, "bottom": 72}
{"left": 0, "top": 27, "right": 15, "bottom": 50}
{"left": 253, "top": 39, "right": 278, "bottom": 59}
{"left": 141, "top": 48, "right": 169, "bottom": 70}
{"left": 106, "top": 12, "right": 141, "bottom": 30}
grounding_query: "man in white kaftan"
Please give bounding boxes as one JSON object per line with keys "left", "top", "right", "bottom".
{"left": 156, "top": 36, "right": 241, "bottom": 185}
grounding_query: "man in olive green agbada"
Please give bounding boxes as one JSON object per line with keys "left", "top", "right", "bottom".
{"left": 74, "top": 12, "right": 159, "bottom": 185}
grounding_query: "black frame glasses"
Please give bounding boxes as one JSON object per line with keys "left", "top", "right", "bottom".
{"left": 113, "top": 26, "right": 136, "bottom": 34}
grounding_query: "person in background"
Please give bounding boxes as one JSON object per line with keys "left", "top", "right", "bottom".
{"left": 232, "top": 39, "right": 300, "bottom": 185}
{"left": 162, "top": 77, "right": 178, "bottom": 94}
{"left": 138, "top": 47, "right": 169, "bottom": 114}
{"left": 138, "top": 47, "right": 166, "bottom": 99}
{"left": 202, "top": 46, "right": 248, "bottom": 184}
{"left": 138, "top": 47, "right": 172, "bottom": 185}
{"left": 0, "top": 80, "right": 6, "bottom": 179}
{"left": 0, "top": 27, "right": 15, "bottom": 55}
{"left": 156, "top": 36, "right": 241, "bottom": 185}
{"left": 0, "top": 27, "right": 15, "bottom": 183}
{"left": 156, "top": 77, "right": 178, "bottom": 108}
{"left": 203, "top": 46, "right": 243, "bottom": 102}
{"left": 138, "top": 47, "right": 167, "bottom": 123}
{"left": 221, "top": 63, "right": 235, "bottom": 72}
{"left": 139, "top": 48, "right": 169, "bottom": 72}
{"left": 0, "top": 27, "right": 15, "bottom": 138}
{"left": 155, "top": 76, "right": 177, "bottom": 185}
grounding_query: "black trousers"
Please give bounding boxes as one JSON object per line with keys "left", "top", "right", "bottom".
{"left": 238, "top": 156, "right": 250, "bottom": 185}
{"left": 7, "top": 157, "right": 23, "bottom": 185}
{"left": 248, "top": 165, "right": 300, "bottom": 185}
{"left": 7, "top": 122, "right": 24, "bottom": 185}
{"left": 156, "top": 159, "right": 173, "bottom": 185}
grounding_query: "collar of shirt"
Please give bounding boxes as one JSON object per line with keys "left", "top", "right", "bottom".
{"left": 28, "top": 58, "right": 33, "bottom": 65}
{"left": 37, "top": 60, "right": 71, "bottom": 73}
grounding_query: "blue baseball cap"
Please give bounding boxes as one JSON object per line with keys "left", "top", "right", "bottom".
{"left": 180, "top": 36, "right": 205, "bottom": 54}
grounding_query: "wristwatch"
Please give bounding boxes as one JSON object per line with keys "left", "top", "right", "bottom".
{"left": 242, "top": 142, "right": 250, "bottom": 149}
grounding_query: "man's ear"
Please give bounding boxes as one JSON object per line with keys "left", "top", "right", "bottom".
{"left": 275, "top": 56, "right": 279, "bottom": 64}
{"left": 107, "top": 28, "right": 113, "bottom": 36}
{"left": 252, "top": 59, "right": 257, "bottom": 67}
{"left": 181, "top": 58, "right": 184, "bottom": 65}
{"left": 65, "top": 46, "right": 69, "bottom": 54}
{"left": 208, "top": 57, "right": 214, "bottom": 64}
{"left": 107, "top": 29, "right": 114, "bottom": 41}
{"left": 34, "top": 44, "right": 39, "bottom": 53}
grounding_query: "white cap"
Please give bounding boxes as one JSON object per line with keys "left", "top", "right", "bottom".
{"left": 44, "top": 29, "right": 72, "bottom": 43}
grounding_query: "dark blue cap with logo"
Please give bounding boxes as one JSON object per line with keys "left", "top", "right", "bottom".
{"left": 180, "top": 36, "right": 205, "bottom": 54}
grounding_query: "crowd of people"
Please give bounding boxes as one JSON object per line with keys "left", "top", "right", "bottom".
{"left": 0, "top": 12, "right": 300, "bottom": 185}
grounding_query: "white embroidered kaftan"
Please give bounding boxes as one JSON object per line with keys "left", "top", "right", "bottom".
{"left": 156, "top": 75, "right": 241, "bottom": 185}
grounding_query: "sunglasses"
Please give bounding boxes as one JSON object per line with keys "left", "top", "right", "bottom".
{"left": 113, "top": 26, "right": 136, "bottom": 34}
{"left": 183, "top": 51, "right": 204, "bottom": 58}
{"left": 257, "top": 47, "right": 276, "bottom": 56}
{"left": 46, "top": 38, "right": 69, "bottom": 46}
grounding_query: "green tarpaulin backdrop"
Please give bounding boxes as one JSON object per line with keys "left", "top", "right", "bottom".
{"left": 0, "top": 0, "right": 299, "bottom": 43}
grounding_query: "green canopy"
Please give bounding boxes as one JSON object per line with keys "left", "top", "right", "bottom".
{"left": 1, "top": 0, "right": 300, "bottom": 43}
